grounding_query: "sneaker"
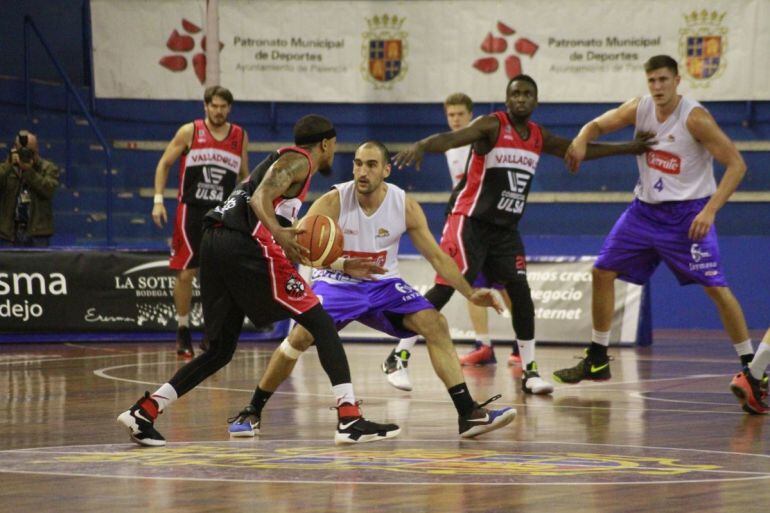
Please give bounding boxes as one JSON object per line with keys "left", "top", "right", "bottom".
{"left": 730, "top": 370, "right": 769, "bottom": 415}
{"left": 522, "top": 363, "right": 554, "bottom": 395}
{"left": 458, "top": 394, "right": 516, "bottom": 438}
{"left": 227, "top": 405, "right": 261, "bottom": 437}
{"left": 459, "top": 342, "right": 497, "bottom": 366}
{"left": 176, "top": 327, "right": 194, "bottom": 358}
{"left": 333, "top": 402, "right": 400, "bottom": 445}
{"left": 116, "top": 392, "right": 166, "bottom": 447}
{"left": 507, "top": 353, "right": 522, "bottom": 367}
{"left": 552, "top": 350, "right": 611, "bottom": 384}
{"left": 381, "top": 349, "right": 412, "bottom": 391}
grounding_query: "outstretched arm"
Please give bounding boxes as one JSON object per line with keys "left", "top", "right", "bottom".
{"left": 686, "top": 107, "right": 747, "bottom": 240}
{"left": 543, "top": 127, "right": 654, "bottom": 168}
{"left": 564, "top": 97, "right": 641, "bottom": 172}
{"left": 393, "top": 115, "right": 499, "bottom": 170}
{"left": 405, "top": 197, "right": 502, "bottom": 312}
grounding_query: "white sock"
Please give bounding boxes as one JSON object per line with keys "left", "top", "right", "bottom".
{"left": 517, "top": 339, "right": 535, "bottom": 367}
{"left": 733, "top": 339, "right": 754, "bottom": 358}
{"left": 476, "top": 334, "right": 492, "bottom": 347}
{"left": 332, "top": 383, "right": 356, "bottom": 406}
{"left": 396, "top": 336, "right": 419, "bottom": 352}
{"left": 176, "top": 314, "right": 189, "bottom": 328}
{"left": 151, "top": 383, "right": 178, "bottom": 413}
{"left": 592, "top": 329, "right": 611, "bottom": 347}
{"left": 749, "top": 343, "right": 770, "bottom": 381}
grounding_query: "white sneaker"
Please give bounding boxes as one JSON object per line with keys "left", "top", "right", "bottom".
{"left": 522, "top": 369, "right": 554, "bottom": 395}
{"left": 381, "top": 349, "right": 413, "bottom": 391}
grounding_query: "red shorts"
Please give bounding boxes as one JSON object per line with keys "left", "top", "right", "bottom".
{"left": 170, "top": 203, "right": 207, "bottom": 270}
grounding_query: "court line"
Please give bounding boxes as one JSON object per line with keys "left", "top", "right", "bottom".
{"left": 628, "top": 390, "right": 738, "bottom": 406}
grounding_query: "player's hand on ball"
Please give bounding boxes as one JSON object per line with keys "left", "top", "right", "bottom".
{"left": 342, "top": 258, "right": 386, "bottom": 279}
{"left": 469, "top": 288, "right": 504, "bottom": 314}
{"left": 275, "top": 226, "right": 310, "bottom": 266}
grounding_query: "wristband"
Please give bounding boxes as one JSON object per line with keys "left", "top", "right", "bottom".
{"left": 330, "top": 257, "right": 346, "bottom": 271}
{"left": 153, "top": 194, "right": 164, "bottom": 205}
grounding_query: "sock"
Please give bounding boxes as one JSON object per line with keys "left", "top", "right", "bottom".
{"left": 150, "top": 383, "right": 178, "bottom": 413}
{"left": 592, "top": 329, "right": 611, "bottom": 346}
{"left": 448, "top": 383, "right": 475, "bottom": 417}
{"left": 250, "top": 386, "right": 273, "bottom": 415}
{"left": 396, "top": 336, "right": 419, "bottom": 353}
{"left": 332, "top": 383, "right": 356, "bottom": 407}
{"left": 749, "top": 343, "right": 770, "bottom": 381}
{"left": 176, "top": 314, "right": 189, "bottom": 328}
{"left": 476, "top": 334, "right": 491, "bottom": 347}
{"left": 733, "top": 339, "right": 754, "bottom": 366}
{"left": 588, "top": 342, "right": 608, "bottom": 361}
{"left": 517, "top": 339, "right": 535, "bottom": 367}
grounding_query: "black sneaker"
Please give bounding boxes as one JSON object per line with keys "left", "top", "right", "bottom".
{"left": 176, "top": 327, "right": 194, "bottom": 358}
{"left": 227, "top": 405, "right": 261, "bottom": 437}
{"left": 458, "top": 394, "right": 516, "bottom": 438}
{"left": 552, "top": 350, "right": 611, "bottom": 384}
{"left": 116, "top": 392, "right": 166, "bottom": 447}
{"left": 333, "top": 402, "right": 400, "bottom": 445}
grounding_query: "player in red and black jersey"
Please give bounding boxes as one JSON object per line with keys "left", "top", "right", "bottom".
{"left": 151, "top": 86, "right": 249, "bottom": 358}
{"left": 394, "top": 75, "right": 652, "bottom": 394}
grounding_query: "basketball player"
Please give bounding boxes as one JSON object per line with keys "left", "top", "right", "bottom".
{"left": 394, "top": 74, "right": 653, "bottom": 395}
{"left": 151, "top": 86, "right": 249, "bottom": 358}
{"left": 227, "top": 140, "right": 516, "bottom": 440}
{"left": 385, "top": 93, "right": 520, "bottom": 393}
{"left": 118, "top": 116, "right": 400, "bottom": 446}
{"left": 552, "top": 55, "right": 754, "bottom": 384}
{"left": 731, "top": 327, "right": 770, "bottom": 414}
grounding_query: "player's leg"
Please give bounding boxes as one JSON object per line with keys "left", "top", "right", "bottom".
{"left": 458, "top": 272, "right": 497, "bottom": 366}
{"left": 499, "top": 289, "right": 522, "bottom": 366}
{"left": 173, "top": 268, "right": 197, "bottom": 357}
{"left": 553, "top": 200, "right": 659, "bottom": 384}
{"left": 731, "top": 328, "right": 770, "bottom": 414}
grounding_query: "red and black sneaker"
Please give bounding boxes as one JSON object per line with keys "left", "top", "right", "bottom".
{"left": 730, "top": 370, "right": 769, "bottom": 415}
{"left": 117, "top": 392, "right": 166, "bottom": 446}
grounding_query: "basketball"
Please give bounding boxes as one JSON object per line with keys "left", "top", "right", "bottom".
{"left": 296, "top": 214, "right": 344, "bottom": 267}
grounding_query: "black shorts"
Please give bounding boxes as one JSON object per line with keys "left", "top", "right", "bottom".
{"left": 199, "top": 226, "right": 320, "bottom": 340}
{"left": 435, "top": 214, "right": 527, "bottom": 287}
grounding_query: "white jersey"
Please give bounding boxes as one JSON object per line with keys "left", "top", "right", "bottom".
{"left": 445, "top": 145, "right": 471, "bottom": 187}
{"left": 634, "top": 94, "right": 716, "bottom": 203}
{"left": 312, "top": 180, "right": 407, "bottom": 284}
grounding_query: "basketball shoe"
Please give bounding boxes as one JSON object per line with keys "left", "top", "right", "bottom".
{"left": 730, "top": 370, "right": 769, "bottom": 415}
{"left": 116, "top": 392, "right": 166, "bottom": 446}
{"left": 176, "top": 326, "right": 194, "bottom": 358}
{"left": 459, "top": 342, "right": 496, "bottom": 366}
{"left": 381, "top": 349, "right": 412, "bottom": 391}
{"left": 508, "top": 353, "right": 522, "bottom": 367}
{"left": 227, "top": 405, "right": 261, "bottom": 437}
{"left": 552, "top": 350, "right": 611, "bottom": 384}
{"left": 458, "top": 394, "right": 516, "bottom": 438}
{"left": 522, "top": 363, "right": 554, "bottom": 395}
{"left": 333, "top": 402, "right": 401, "bottom": 445}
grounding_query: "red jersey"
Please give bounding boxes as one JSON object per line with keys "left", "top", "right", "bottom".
{"left": 450, "top": 111, "right": 543, "bottom": 227}
{"left": 179, "top": 119, "right": 244, "bottom": 207}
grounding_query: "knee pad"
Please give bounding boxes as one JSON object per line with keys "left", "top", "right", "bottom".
{"left": 279, "top": 338, "right": 304, "bottom": 360}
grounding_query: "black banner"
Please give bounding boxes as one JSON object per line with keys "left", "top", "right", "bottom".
{"left": 0, "top": 249, "right": 286, "bottom": 337}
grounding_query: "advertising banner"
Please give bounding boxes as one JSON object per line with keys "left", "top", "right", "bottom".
{"left": 91, "top": 0, "right": 770, "bottom": 102}
{"left": 0, "top": 250, "right": 283, "bottom": 336}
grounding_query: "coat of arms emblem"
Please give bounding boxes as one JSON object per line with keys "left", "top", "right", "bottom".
{"left": 679, "top": 10, "right": 727, "bottom": 87}
{"left": 361, "top": 14, "right": 408, "bottom": 89}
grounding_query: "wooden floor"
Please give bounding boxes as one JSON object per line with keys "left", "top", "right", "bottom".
{"left": 2, "top": 331, "right": 769, "bottom": 513}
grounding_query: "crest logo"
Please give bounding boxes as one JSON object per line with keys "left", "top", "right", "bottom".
{"left": 690, "top": 243, "right": 712, "bottom": 263}
{"left": 679, "top": 10, "right": 727, "bottom": 87}
{"left": 361, "top": 14, "right": 408, "bottom": 89}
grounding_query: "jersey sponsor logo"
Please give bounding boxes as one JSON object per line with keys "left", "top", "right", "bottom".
{"left": 284, "top": 274, "right": 306, "bottom": 299}
{"left": 202, "top": 166, "right": 227, "bottom": 185}
{"left": 646, "top": 150, "right": 682, "bottom": 175}
{"left": 186, "top": 148, "right": 241, "bottom": 173}
{"left": 497, "top": 170, "right": 532, "bottom": 214}
{"left": 343, "top": 250, "right": 387, "bottom": 267}
{"left": 484, "top": 147, "right": 540, "bottom": 174}
{"left": 690, "top": 243, "right": 711, "bottom": 263}
{"left": 376, "top": 228, "right": 390, "bottom": 238}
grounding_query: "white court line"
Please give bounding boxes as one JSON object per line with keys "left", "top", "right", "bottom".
{"left": 628, "top": 390, "right": 737, "bottom": 406}
{"left": 94, "top": 361, "right": 746, "bottom": 416}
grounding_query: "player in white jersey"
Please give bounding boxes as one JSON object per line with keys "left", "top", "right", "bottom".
{"left": 553, "top": 55, "right": 754, "bottom": 384}
{"left": 388, "top": 93, "right": 520, "bottom": 388}
{"left": 226, "top": 141, "right": 516, "bottom": 440}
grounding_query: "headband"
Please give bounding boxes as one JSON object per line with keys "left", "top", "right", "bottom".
{"left": 294, "top": 128, "right": 336, "bottom": 146}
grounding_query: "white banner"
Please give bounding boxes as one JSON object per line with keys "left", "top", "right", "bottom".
{"left": 92, "top": 0, "right": 770, "bottom": 102}
{"left": 332, "top": 257, "right": 644, "bottom": 346}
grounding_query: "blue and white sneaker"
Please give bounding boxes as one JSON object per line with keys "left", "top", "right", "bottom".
{"left": 227, "top": 405, "right": 261, "bottom": 437}
{"left": 458, "top": 394, "right": 516, "bottom": 438}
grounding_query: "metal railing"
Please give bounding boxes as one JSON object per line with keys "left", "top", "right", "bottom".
{"left": 23, "top": 13, "right": 114, "bottom": 245}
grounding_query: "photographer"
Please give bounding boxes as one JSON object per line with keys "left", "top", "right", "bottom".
{"left": 0, "top": 130, "right": 60, "bottom": 247}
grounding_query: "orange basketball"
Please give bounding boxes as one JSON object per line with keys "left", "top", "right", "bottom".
{"left": 296, "top": 214, "right": 344, "bottom": 268}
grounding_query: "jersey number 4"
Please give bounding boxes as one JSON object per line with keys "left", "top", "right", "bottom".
{"left": 654, "top": 178, "right": 664, "bottom": 192}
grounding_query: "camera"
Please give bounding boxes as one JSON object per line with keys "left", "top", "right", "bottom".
{"left": 15, "top": 131, "right": 34, "bottom": 164}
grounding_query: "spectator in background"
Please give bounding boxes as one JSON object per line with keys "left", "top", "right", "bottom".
{"left": 0, "top": 130, "right": 59, "bottom": 247}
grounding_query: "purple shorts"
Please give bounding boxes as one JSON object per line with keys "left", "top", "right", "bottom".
{"left": 472, "top": 272, "right": 506, "bottom": 290}
{"left": 312, "top": 278, "right": 434, "bottom": 338}
{"left": 595, "top": 198, "right": 728, "bottom": 287}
